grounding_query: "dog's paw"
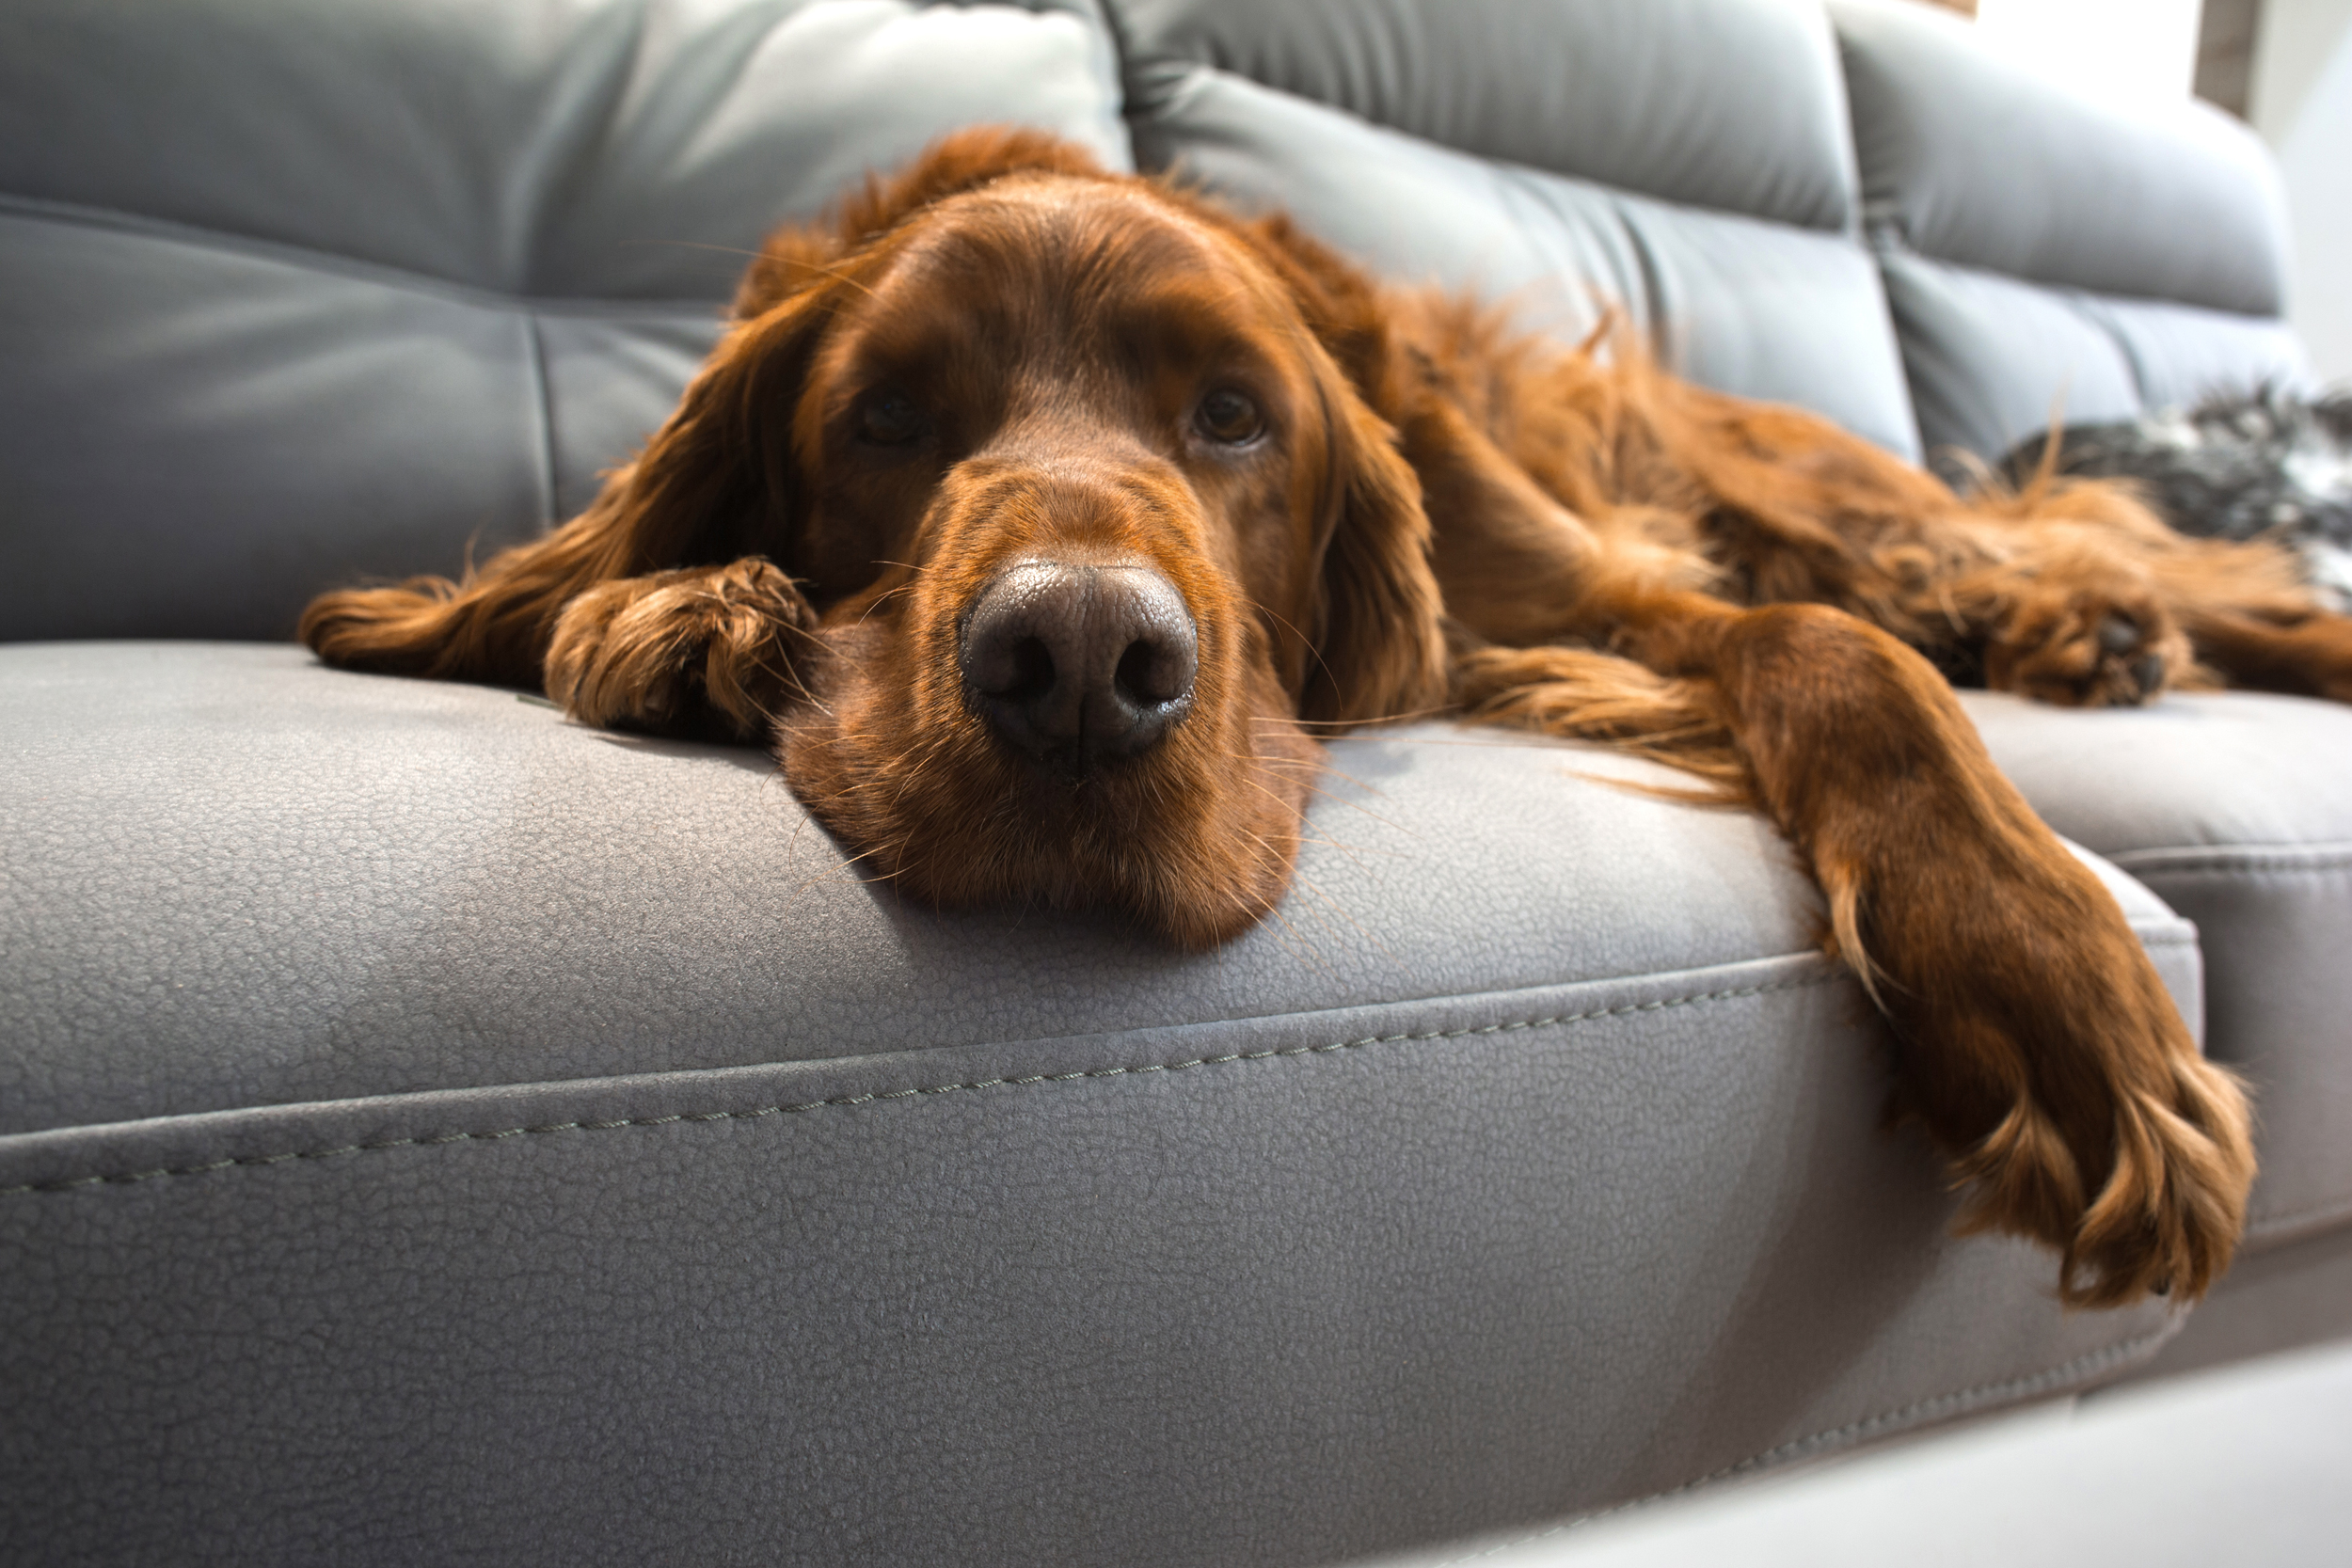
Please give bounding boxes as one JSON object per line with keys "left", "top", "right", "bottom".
{"left": 1873, "top": 860, "right": 2256, "bottom": 1307}
{"left": 1669, "top": 601, "right": 2249, "bottom": 1306}
{"left": 545, "top": 558, "right": 814, "bottom": 739}
{"left": 1982, "top": 583, "right": 2191, "bottom": 707}
{"left": 1942, "top": 1032, "right": 2253, "bottom": 1308}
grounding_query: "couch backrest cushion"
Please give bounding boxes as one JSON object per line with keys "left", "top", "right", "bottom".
{"left": 1105, "top": 0, "right": 1925, "bottom": 462}
{"left": 0, "top": 0, "right": 1128, "bottom": 641}
{"left": 1828, "top": 0, "right": 2307, "bottom": 469}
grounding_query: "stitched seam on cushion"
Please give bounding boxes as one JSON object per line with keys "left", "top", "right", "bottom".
{"left": 1424, "top": 1326, "right": 2175, "bottom": 1566}
{"left": 2114, "top": 850, "right": 2352, "bottom": 877}
{"left": 0, "top": 189, "right": 726, "bottom": 317}
{"left": 0, "top": 972, "right": 1840, "bottom": 1197}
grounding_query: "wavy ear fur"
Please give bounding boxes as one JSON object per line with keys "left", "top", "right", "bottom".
{"left": 1222, "top": 213, "right": 1449, "bottom": 724}
{"left": 300, "top": 296, "right": 826, "bottom": 689}
{"left": 307, "top": 126, "right": 1106, "bottom": 690}
{"left": 1302, "top": 396, "right": 1451, "bottom": 723}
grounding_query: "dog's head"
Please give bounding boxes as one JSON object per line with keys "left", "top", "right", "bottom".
{"left": 612, "top": 129, "right": 1450, "bottom": 944}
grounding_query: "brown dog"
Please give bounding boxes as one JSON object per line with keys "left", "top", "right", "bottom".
{"left": 304, "top": 128, "right": 2352, "bottom": 1309}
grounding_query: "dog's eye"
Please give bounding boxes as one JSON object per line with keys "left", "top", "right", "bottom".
{"left": 858, "top": 390, "right": 926, "bottom": 447}
{"left": 1195, "top": 389, "right": 1264, "bottom": 446}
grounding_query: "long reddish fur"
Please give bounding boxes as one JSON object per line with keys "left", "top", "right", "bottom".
{"left": 306, "top": 128, "right": 2352, "bottom": 1307}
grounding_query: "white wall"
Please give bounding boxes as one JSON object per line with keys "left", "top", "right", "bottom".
{"left": 1973, "top": 0, "right": 2204, "bottom": 103}
{"left": 2252, "top": 0, "right": 2352, "bottom": 383}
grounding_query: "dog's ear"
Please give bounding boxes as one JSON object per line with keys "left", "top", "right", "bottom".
{"left": 301, "top": 291, "right": 831, "bottom": 689}
{"left": 307, "top": 127, "right": 1108, "bottom": 687}
{"left": 1301, "top": 391, "right": 1451, "bottom": 724}
{"left": 736, "top": 126, "right": 1109, "bottom": 317}
{"left": 1222, "top": 213, "right": 1449, "bottom": 722}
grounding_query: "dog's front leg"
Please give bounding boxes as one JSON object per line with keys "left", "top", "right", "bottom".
{"left": 545, "top": 557, "right": 818, "bottom": 741}
{"left": 1406, "top": 396, "right": 2253, "bottom": 1304}
{"left": 1631, "top": 594, "right": 2253, "bottom": 1306}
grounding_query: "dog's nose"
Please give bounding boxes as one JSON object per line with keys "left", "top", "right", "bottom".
{"left": 960, "top": 561, "right": 1199, "bottom": 768}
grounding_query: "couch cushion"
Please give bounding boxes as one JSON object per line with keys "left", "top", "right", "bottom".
{"left": 0, "top": 0, "right": 1129, "bottom": 643}
{"left": 1881, "top": 252, "right": 2309, "bottom": 469}
{"left": 1110, "top": 0, "right": 1860, "bottom": 230}
{"left": 0, "top": 0, "right": 1128, "bottom": 298}
{"left": 0, "top": 641, "right": 2194, "bottom": 1566}
{"left": 1108, "top": 0, "right": 1923, "bottom": 461}
{"left": 1831, "top": 0, "right": 2289, "bottom": 315}
{"left": 1962, "top": 690, "right": 2352, "bottom": 1251}
{"left": 1828, "top": 0, "right": 2307, "bottom": 467}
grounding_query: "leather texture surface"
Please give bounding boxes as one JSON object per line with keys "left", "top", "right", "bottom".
{"left": 0, "top": 0, "right": 1128, "bottom": 643}
{"left": 1110, "top": 0, "right": 1923, "bottom": 461}
{"left": 1359, "top": 1338, "right": 2352, "bottom": 1568}
{"left": 0, "top": 0, "right": 1126, "bottom": 300}
{"left": 1108, "top": 0, "right": 1859, "bottom": 230}
{"left": 2130, "top": 1223, "right": 2352, "bottom": 1383}
{"left": 0, "top": 654, "right": 2192, "bottom": 1566}
{"left": 0, "top": 642, "right": 2194, "bottom": 1136}
{"left": 1883, "top": 253, "right": 2311, "bottom": 467}
{"left": 1830, "top": 0, "right": 2290, "bottom": 315}
{"left": 0, "top": 982, "right": 2181, "bottom": 1568}
{"left": 1962, "top": 691, "right": 2352, "bottom": 1247}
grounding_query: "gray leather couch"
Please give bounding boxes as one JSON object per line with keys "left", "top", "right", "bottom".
{"left": 4, "top": 2, "right": 2345, "bottom": 1563}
